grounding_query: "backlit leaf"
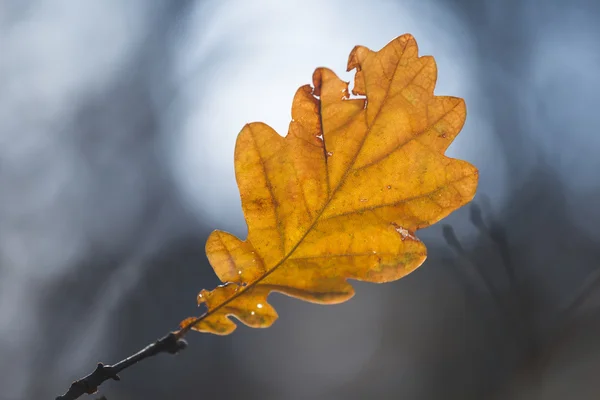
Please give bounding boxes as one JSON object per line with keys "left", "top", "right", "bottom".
{"left": 181, "top": 34, "right": 478, "bottom": 335}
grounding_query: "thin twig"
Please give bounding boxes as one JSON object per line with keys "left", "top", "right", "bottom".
{"left": 542, "top": 265, "right": 600, "bottom": 349}
{"left": 556, "top": 266, "right": 600, "bottom": 324}
{"left": 442, "top": 223, "right": 505, "bottom": 307}
{"left": 55, "top": 332, "right": 188, "bottom": 400}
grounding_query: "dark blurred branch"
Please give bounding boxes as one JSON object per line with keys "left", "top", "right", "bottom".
{"left": 558, "top": 266, "right": 600, "bottom": 322}
{"left": 446, "top": 201, "right": 600, "bottom": 393}
{"left": 442, "top": 223, "right": 504, "bottom": 307}
{"left": 470, "top": 203, "right": 538, "bottom": 355}
{"left": 55, "top": 332, "right": 188, "bottom": 400}
{"left": 445, "top": 203, "right": 540, "bottom": 356}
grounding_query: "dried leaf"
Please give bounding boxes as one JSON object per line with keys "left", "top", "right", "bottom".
{"left": 181, "top": 34, "right": 478, "bottom": 335}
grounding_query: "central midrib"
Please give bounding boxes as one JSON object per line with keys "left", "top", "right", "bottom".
{"left": 194, "top": 50, "right": 406, "bottom": 326}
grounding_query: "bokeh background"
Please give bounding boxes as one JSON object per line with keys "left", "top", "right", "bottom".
{"left": 1, "top": 0, "right": 599, "bottom": 399}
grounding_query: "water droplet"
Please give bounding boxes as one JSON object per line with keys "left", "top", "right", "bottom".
{"left": 372, "top": 250, "right": 377, "bottom": 254}
{"left": 238, "top": 270, "right": 242, "bottom": 275}
{"left": 257, "top": 303, "right": 263, "bottom": 309}
{"left": 326, "top": 151, "right": 333, "bottom": 157}
{"left": 387, "top": 185, "right": 392, "bottom": 189}
{"left": 251, "top": 311, "right": 255, "bottom": 316}
{"left": 360, "top": 198, "right": 368, "bottom": 202}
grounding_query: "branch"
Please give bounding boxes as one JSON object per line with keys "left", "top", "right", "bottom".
{"left": 55, "top": 332, "right": 188, "bottom": 400}
{"left": 557, "top": 266, "right": 600, "bottom": 323}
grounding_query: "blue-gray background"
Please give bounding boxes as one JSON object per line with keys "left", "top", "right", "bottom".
{"left": 1, "top": 0, "right": 599, "bottom": 399}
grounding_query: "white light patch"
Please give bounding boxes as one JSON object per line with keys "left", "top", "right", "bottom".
{"left": 167, "top": 0, "right": 497, "bottom": 237}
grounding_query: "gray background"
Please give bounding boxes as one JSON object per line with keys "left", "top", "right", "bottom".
{"left": 1, "top": 0, "right": 599, "bottom": 399}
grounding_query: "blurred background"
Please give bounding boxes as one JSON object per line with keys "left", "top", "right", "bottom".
{"left": 1, "top": 0, "right": 599, "bottom": 399}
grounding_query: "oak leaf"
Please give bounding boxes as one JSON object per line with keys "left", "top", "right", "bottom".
{"left": 181, "top": 34, "right": 478, "bottom": 335}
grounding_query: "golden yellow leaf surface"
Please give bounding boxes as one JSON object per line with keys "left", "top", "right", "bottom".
{"left": 181, "top": 34, "right": 478, "bottom": 335}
